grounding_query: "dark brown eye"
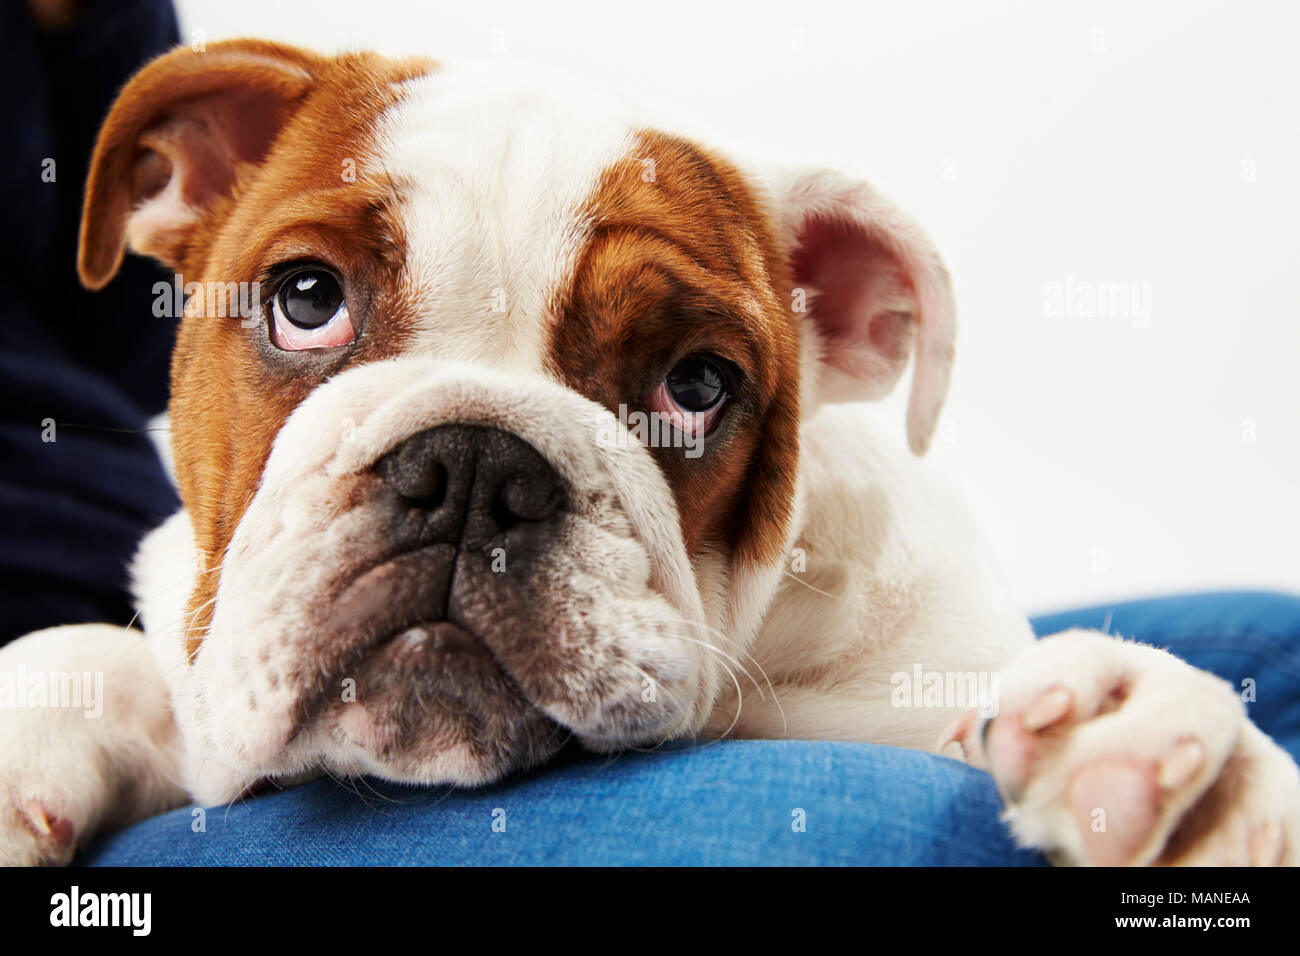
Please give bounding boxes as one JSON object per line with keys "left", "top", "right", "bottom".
{"left": 646, "top": 354, "right": 730, "bottom": 439}
{"left": 665, "top": 355, "right": 727, "bottom": 412}
{"left": 270, "top": 267, "right": 355, "bottom": 351}
{"left": 276, "top": 268, "right": 345, "bottom": 329}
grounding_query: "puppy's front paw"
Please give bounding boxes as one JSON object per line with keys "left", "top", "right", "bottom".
{"left": 0, "top": 791, "right": 80, "bottom": 867}
{"left": 952, "top": 630, "right": 1300, "bottom": 866}
{"left": 0, "top": 625, "right": 188, "bottom": 866}
{"left": 0, "top": 702, "right": 112, "bottom": 866}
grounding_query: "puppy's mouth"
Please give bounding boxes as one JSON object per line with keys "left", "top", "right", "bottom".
{"left": 369, "top": 620, "right": 493, "bottom": 669}
{"left": 278, "top": 543, "right": 566, "bottom": 780}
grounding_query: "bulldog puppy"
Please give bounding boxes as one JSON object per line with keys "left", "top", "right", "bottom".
{"left": 1, "top": 40, "right": 1296, "bottom": 866}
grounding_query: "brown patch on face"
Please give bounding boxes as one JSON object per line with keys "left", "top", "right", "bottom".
{"left": 548, "top": 131, "right": 801, "bottom": 568}
{"left": 79, "top": 43, "right": 435, "bottom": 656}
{"left": 176, "top": 60, "right": 441, "bottom": 657}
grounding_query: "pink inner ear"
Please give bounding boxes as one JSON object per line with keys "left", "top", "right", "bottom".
{"left": 790, "top": 214, "right": 918, "bottom": 383}
{"left": 791, "top": 216, "right": 873, "bottom": 341}
{"left": 131, "top": 149, "right": 172, "bottom": 203}
{"left": 136, "top": 88, "right": 295, "bottom": 216}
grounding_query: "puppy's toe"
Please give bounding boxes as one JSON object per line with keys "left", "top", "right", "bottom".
{"left": 983, "top": 685, "right": 1074, "bottom": 791}
{"left": 2, "top": 792, "right": 78, "bottom": 866}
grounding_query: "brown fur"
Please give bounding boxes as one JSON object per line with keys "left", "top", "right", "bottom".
{"left": 77, "top": 41, "right": 434, "bottom": 656}
{"left": 548, "top": 130, "right": 802, "bottom": 568}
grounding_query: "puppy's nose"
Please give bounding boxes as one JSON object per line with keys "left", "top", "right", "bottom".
{"left": 377, "top": 425, "right": 563, "bottom": 546}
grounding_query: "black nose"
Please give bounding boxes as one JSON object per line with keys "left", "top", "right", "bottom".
{"left": 376, "top": 425, "right": 564, "bottom": 549}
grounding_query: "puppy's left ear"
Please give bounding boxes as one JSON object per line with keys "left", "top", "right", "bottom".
{"left": 77, "top": 40, "right": 323, "bottom": 289}
{"left": 766, "top": 168, "right": 956, "bottom": 455}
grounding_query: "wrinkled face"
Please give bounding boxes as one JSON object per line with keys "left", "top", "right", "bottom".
{"left": 81, "top": 42, "right": 952, "bottom": 802}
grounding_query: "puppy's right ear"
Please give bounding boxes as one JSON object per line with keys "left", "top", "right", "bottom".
{"left": 755, "top": 167, "right": 956, "bottom": 455}
{"left": 78, "top": 40, "right": 322, "bottom": 289}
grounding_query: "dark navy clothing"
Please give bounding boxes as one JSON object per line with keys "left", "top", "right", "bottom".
{"left": 0, "top": 0, "right": 180, "bottom": 644}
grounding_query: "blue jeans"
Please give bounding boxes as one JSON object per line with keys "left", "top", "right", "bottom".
{"left": 80, "top": 591, "right": 1300, "bottom": 866}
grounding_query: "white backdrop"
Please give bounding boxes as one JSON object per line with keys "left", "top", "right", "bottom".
{"left": 175, "top": 0, "right": 1300, "bottom": 613}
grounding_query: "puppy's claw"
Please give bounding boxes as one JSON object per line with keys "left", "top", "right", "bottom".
{"left": 1249, "top": 821, "right": 1285, "bottom": 867}
{"left": 1157, "top": 738, "right": 1204, "bottom": 791}
{"left": 1022, "top": 687, "right": 1072, "bottom": 731}
{"left": 17, "top": 799, "right": 54, "bottom": 836}
{"left": 7, "top": 796, "right": 77, "bottom": 866}
{"left": 937, "top": 708, "right": 980, "bottom": 762}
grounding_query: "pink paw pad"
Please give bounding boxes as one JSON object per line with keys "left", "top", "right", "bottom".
{"left": 1068, "top": 756, "right": 1160, "bottom": 865}
{"left": 1066, "top": 739, "right": 1205, "bottom": 866}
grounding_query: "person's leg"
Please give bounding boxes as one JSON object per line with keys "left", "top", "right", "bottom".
{"left": 80, "top": 740, "right": 1047, "bottom": 866}
{"left": 83, "top": 591, "right": 1300, "bottom": 866}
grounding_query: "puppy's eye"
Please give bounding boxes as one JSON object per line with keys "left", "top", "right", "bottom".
{"left": 271, "top": 268, "right": 355, "bottom": 350}
{"left": 666, "top": 356, "right": 726, "bottom": 411}
{"left": 646, "top": 355, "right": 729, "bottom": 437}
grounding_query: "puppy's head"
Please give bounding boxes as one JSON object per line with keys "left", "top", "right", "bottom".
{"left": 80, "top": 40, "right": 955, "bottom": 799}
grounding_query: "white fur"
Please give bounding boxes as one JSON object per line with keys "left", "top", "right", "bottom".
{"left": 709, "top": 402, "right": 1034, "bottom": 745}
{"left": 377, "top": 61, "right": 638, "bottom": 371}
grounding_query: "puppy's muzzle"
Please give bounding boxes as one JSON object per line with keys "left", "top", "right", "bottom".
{"left": 321, "top": 424, "right": 569, "bottom": 685}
